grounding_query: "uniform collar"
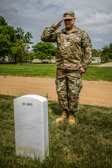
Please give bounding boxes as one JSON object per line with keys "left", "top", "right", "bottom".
{"left": 63, "top": 26, "right": 78, "bottom": 34}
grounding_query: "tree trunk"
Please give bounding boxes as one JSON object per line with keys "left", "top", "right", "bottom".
{"left": 15, "top": 55, "right": 17, "bottom": 64}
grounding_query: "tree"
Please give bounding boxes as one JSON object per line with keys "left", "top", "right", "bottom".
{"left": 28, "top": 52, "right": 35, "bottom": 62}
{"left": 10, "top": 27, "right": 33, "bottom": 63}
{"left": 92, "top": 49, "right": 100, "bottom": 57}
{"left": 16, "top": 27, "right": 33, "bottom": 44}
{"left": 108, "top": 43, "right": 112, "bottom": 59}
{"left": 0, "top": 16, "right": 16, "bottom": 61}
{"left": 0, "top": 16, "right": 7, "bottom": 26}
{"left": 0, "top": 16, "right": 33, "bottom": 63}
{"left": 100, "top": 43, "right": 112, "bottom": 62}
{"left": 10, "top": 40, "right": 29, "bottom": 65}
{"left": 32, "top": 42, "right": 57, "bottom": 61}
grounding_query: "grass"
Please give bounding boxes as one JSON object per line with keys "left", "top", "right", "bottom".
{"left": 0, "top": 63, "right": 112, "bottom": 81}
{"left": 0, "top": 94, "right": 112, "bottom": 168}
{"left": 0, "top": 63, "right": 56, "bottom": 78}
{"left": 82, "top": 66, "right": 112, "bottom": 81}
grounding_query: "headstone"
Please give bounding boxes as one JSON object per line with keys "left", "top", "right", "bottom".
{"left": 14, "top": 94, "right": 49, "bottom": 160}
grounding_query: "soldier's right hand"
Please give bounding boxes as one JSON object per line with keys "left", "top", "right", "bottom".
{"left": 54, "top": 19, "right": 63, "bottom": 29}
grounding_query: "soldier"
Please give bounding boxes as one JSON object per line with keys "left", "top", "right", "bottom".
{"left": 41, "top": 11, "right": 92, "bottom": 124}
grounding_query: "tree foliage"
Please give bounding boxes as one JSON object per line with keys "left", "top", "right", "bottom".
{"left": 0, "top": 16, "right": 7, "bottom": 26}
{"left": 10, "top": 28, "right": 33, "bottom": 64}
{"left": 16, "top": 28, "right": 33, "bottom": 44}
{"left": 32, "top": 42, "right": 57, "bottom": 60}
{"left": 0, "top": 16, "right": 33, "bottom": 63}
{"left": 92, "top": 49, "right": 100, "bottom": 57}
{"left": 100, "top": 43, "right": 112, "bottom": 62}
{"left": 10, "top": 40, "right": 29, "bottom": 64}
{"left": 0, "top": 16, "right": 16, "bottom": 60}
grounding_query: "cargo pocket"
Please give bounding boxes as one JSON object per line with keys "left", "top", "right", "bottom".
{"left": 76, "top": 78, "right": 82, "bottom": 92}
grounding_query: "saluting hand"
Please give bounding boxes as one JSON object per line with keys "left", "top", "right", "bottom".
{"left": 54, "top": 19, "right": 64, "bottom": 29}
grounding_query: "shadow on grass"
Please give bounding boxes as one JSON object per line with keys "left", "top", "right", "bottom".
{"left": 48, "top": 101, "right": 62, "bottom": 115}
{"left": 0, "top": 94, "right": 16, "bottom": 100}
{"left": 0, "top": 62, "right": 16, "bottom": 64}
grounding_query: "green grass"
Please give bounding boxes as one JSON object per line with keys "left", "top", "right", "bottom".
{"left": 0, "top": 63, "right": 56, "bottom": 78}
{"left": 0, "top": 63, "right": 112, "bottom": 81}
{"left": 82, "top": 66, "right": 112, "bottom": 81}
{"left": 0, "top": 94, "right": 112, "bottom": 168}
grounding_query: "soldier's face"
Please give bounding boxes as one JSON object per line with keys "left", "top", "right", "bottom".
{"left": 64, "top": 18, "right": 75, "bottom": 30}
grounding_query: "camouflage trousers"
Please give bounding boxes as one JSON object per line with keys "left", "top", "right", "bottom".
{"left": 56, "top": 69, "right": 82, "bottom": 116}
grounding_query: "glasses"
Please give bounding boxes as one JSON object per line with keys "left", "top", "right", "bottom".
{"left": 64, "top": 19, "right": 72, "bottom": 22}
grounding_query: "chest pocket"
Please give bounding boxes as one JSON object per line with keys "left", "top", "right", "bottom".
{"left": 57, "top": 33, "right": 82, "bottom": 46}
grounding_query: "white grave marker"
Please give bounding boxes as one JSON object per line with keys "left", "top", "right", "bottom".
{"left": 14, "top": 94, "right": 49, "bottom": 160}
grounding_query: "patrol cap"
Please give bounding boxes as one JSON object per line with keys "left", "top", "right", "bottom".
{"left": 63, "top": 11, "right": 75, "bottom": 20}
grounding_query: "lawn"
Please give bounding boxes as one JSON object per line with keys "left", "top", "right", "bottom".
{"left": 0, "top": 94, "right": 112, "bottom": 168}
{"left": 0, "top": 63, "right": 56, "bottom": 78}
{"left": 0, "top": 63, "right": 112, "bottom": 81}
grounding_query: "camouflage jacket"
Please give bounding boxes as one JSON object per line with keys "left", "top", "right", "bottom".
{"left": 41, "top": 25, "right": 92, "bottom": 70}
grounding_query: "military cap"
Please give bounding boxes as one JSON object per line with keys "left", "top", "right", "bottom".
{"left": 63, "top": 11, "right": 75, "bottom": 20}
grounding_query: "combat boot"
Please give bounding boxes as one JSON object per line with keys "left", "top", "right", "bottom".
{"left": 56, "top": 111, "right": 68, "bottom": 122}
{"left": 69, "top": 112, "right": 75, "bottom": 125}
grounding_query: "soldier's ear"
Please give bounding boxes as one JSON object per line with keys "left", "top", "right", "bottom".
{"left": 74, "top": 18, "right": 76, "bottom": 23}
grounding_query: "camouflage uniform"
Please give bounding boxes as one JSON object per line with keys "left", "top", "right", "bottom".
{"left": 41, "top": 23, "right": 92, "bottom": 115}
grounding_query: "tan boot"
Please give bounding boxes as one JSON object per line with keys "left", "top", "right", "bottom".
{"left": 69, "top": 113, "right": 75, "bottom": 125}
{"left": 56, "top": 111, "right": 67, "bottom": 122}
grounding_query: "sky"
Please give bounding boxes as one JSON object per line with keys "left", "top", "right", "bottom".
{"left": 0, "top": 0, "right": 112, "bottom": 50}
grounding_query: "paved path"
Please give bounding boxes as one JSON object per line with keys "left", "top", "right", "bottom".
{"left": 0, "top": 76, "right": 112, "bottom": 107}
{"left": 98, "top": 62, "right": 112, "bottom": 67}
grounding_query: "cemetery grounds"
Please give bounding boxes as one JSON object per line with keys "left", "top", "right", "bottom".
{"left": 0, "top": 63, "right": 112, "bottom": 168}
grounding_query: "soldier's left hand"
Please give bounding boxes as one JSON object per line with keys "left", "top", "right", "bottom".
{"left": 79, "top": 67, "right": 86, "bottom": 74}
